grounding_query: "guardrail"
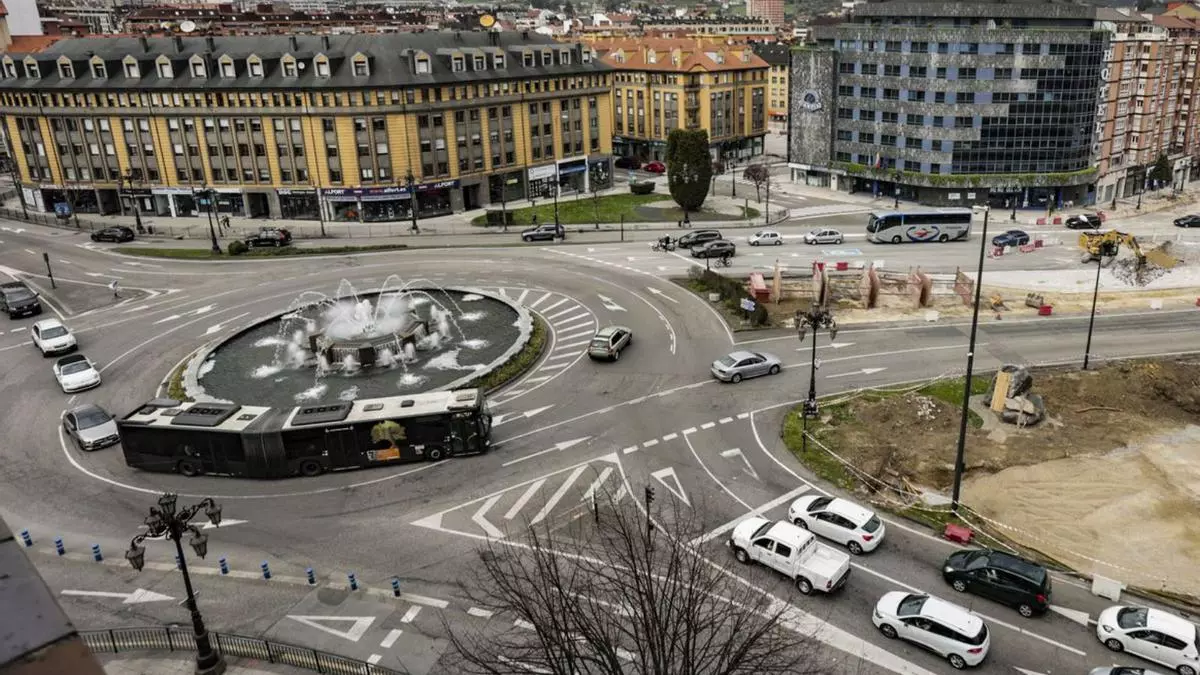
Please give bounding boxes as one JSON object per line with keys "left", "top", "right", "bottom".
{"left": 80, "top": 626, "right": 403, "bottom": 675}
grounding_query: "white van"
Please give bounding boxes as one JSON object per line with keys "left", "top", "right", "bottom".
{"left": 873, "top": 591, "right": 990, "bottom": 669}
{"left": 728, "top": 517, "right": 851, "bottom": 595}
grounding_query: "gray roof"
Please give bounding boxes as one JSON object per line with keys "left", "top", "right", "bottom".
{"left": 0, "top": 32, "right": 610, "bottom": 92}
{"left": 750, "top": 42, "right": 791, "bottom": 66}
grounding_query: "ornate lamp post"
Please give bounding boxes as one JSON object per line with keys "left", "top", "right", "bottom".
{"left": 125, "top": 493, "right": 226, "bottom": 675}
{"left": 795, "top": 302, "right": 838, "bottom": 456}
{"left": 121, "top": 172, "right": 144, "bottom": 233}
{"left": 669, "top": 162, "right": 699, "bottom": 226}
{"left": 202, "top": 188, "right": 221, "bottom": 254}
{"left": 406, "top": 171, "right": 420, "bottom": 234}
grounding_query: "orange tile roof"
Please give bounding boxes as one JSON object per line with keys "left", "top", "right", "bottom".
{"left": 593, "top": 37, "right": 769, "bottom": 72}
{"left": 4, "top": 35, "right": 64, "bottom": 54}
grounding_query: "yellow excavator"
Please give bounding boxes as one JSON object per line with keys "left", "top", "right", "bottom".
{"left": 1077, "top": 230, "right": 1178, "bottom": 269}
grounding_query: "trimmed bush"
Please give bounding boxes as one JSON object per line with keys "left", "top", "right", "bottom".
{"left": 686, "top": 267, "right": 769, "bottom": 326}
{"left": 630, "top": 181, "right": 656, "bottom": 195}
{"left": 227, "top": 240, "right": 248, "bottom": 256}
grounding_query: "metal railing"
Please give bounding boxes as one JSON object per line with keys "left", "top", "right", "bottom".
{"left": 80, "top": 626, "right": 404, "bottom": 675}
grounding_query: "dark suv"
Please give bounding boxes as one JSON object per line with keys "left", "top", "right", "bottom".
{"left": 692, "top": 239, "right": 736, "bottom": 259}
{"left": 942, "top": 549, "right": 1051, "bottom": 618}
{"left": 245, "top": 228, "right": 293, "bottom": 247}
{"left": 678, "top": 229, "right": 722, "bottom": 249}
{"left": 0, "top": 281, "right": 42, "bottom": 319}
{"left": 1065, "top": 214, "right": 1103, "bottom": 230}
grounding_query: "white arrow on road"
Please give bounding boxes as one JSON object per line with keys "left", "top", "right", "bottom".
{"left": 190, "top": 304, "right": 216, "bottom": 316}
{"left": 61, "top": 589, "right": 174, "bottom": 604}
{"left": 492, "top": 405, "right": 554, "bottom": 427}
{"left": 795, "top": 341, "right": 856, "bottom": 352}
{"left": 501, "top": 437, "right": 592, "bottom": 467}
{"left": 1013, "top": 668, "right": 1049, "bottom": 675}
{"left": 153, "top": 314, "right": 181, "bottom": 325}
{"left": 1048, "top": 605, "right": 1091, "bottom": 626}
{"left": 719, "top": 448, "right": 759, "bottom": 480}
{"left": 651, "top": 467, "right": 691, "bottom": 507}
{"left": 826, "top": 367, "right": 887, "bottom": 380}
{"left": 287, "top": 615, "right": 375, "bottom": 642}
{"left": 84, "top": 272, "right": 122, "bottom": 279}
{"left": 204, "top": 312, "right": 251, "bottom": 336}
{"left": 1, "top": 226, "right": 26, "bottom": 233}
{"left": 201, "top": 519, "right": 248, "bottom": 530}
{"left": 597, "top": 294, "right": 627, "bottom": 312}
{"left": 646, "top": 287, "right": 679, "bottom": 304}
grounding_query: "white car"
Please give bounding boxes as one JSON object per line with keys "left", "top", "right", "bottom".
{"left": 804, "top": 228, "right": 844, "bottom": 245}
{"left": 748, "top": 229, "right": 784, "bottom": 246}
{"left": 1097, "top": 606, "right": 1200, "bottom": 675}
{"left": 53, "top": 353, "right": 101, "bottom": 393}
{"left": 728, "top": 517, "right": 851, "bottom": 595}
{"left": 31, "top": 318, "right": 77, "bottom": 356}
{"left": 873, "top": 591, "right": 991, "bottom": 669}
{"left": 788, "top": 495, "right": 885, "bottom": 554}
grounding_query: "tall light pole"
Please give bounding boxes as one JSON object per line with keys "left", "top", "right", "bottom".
{"left": 201, "top": 188, "right": 221, "bottom": 254}
{"left": 795, "top": 302, "right": 838, "bottom": 457}
{"left": 125, "top": 493, "right": 226, "bottom": 675}
{"left": 950, "top": 205, "right": 991, "bottom": 513}
{"left": 1082, "top": 237, "right": 1116, "bottom": 371}
{"left": 406, "top": 171, "right": 420, "bottom": 234}
{"left": 122, "top": 172, "right": 144, "bottom": 234}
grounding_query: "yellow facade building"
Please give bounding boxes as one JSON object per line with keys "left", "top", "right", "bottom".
{"left": 590, "top": 38, "right": 769, "bottom": 163}
{"left": 0, "top": 32, "right": 613, "bottom": 223}
{"left": 751, "top": 42, "right": 790, "bottom": 125}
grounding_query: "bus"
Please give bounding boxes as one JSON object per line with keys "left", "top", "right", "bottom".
{"left": 866, "top": 209, "right": 973, "bottom": 244}
{"left": 117, "top": 389, "right": 492, "bottom": 479}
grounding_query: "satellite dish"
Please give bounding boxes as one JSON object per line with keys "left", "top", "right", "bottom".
{"left": 479, "top": 14, "right": 495, "bottom": 28}
{"left": 297, "top": 61, "right": 306, "bottom": 70}
{"left": 180, "top": 20, "right": 197, "bottom": 33}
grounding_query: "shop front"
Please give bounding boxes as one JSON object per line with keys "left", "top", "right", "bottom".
{"left": 489, "top": 169, "right": 526, "bottom": 205}
{"left": 278, "top": 189, "right": 321, "bottom": 220}
{"left": 588, "top": 157, "right": 612, "bottom": 191}
{"left": 361, "top": 187, "right": 412, "bottom": 223}
{"left": 415, "top": 179, "right": 457, "bottom": 218}
{"left": 41, "top": 187, "right": 100, "bottom": 215}
{"left": 211, "top": 189, "right": 245, "bottom": 215}
{"left": 120, "top": 188, "right": 155, "bottom": 218}
{"left": 527, "top": 164, "right": 558, "bottom": 200}
{"left": 557, "top": 159, "right": 587, "bottom": 194}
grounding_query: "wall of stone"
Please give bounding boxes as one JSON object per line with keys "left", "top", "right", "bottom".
{"left": 788, "top": 48, "right": 836, "bottom": 169}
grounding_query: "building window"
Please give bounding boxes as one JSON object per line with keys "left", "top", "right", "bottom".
{"left": 59, "top": 61, "right": 73, "bottom": 79}
{"left": 249, "top": 59, "right": 263, "bottom": 77}
{"left": 353, "top": 58, "right": 369, "bottom": 77}
{"left": 315, "top": 58, "right": 330, "bottom": 77}
{"left": 92, "top": 61, "right": 107, "bottom": 78}
{"left": 124, "top": 60, "right": 138, "bottom": 78}
{"left": 542, "top": 50, "right": 552, "bottom": 66}
{"left": 493, "top": 54, "right": 506, "bottom": 69}
{"left": 220, "top": 59, "right": 235, "bottom": 78}
{"left": 452, "top": 56, "right": 465, "bottom": 72}
{"left": 473, "top": 55, "right": 485, "bottom": 70}
{"left": 416, "top": 56, "right": 430, "bottom": 74}
{"left": 190, "top": 59, "right": 205, "bottom": 78}
{"left": 958, "top": 67, "right": 976, "bottom": 81}
{"left": 157, "top": 60, "right": 173, "bottom": 78}
{"left": 861, "top": 63, "right": 877, "bottom": 75}
{"left": 282, "top": 59, "right": 297, "bottom": 78}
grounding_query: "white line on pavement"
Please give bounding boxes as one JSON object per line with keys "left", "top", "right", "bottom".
{"left": 546, "top": 306, "right": 580, "bottom": 320}
{"left": 682, "top": 427, "right": 697, "bottom": 434}
{"left": 554, "top": 312, "right": 590, "bottom": 326}
{"left": 467, "top": 607, "right": 494, "bottom": 618}
{"left": 539, "top": 298, "right": 568, "bottom": 313}
{"left": 558, "top": 330, "right": 595, "bottom": 341}
{"left": 553, "top": 340, "right": 590, "bottom": 351}
{"left": 690, "top": 485, "right": 813, "bottom": 546}
{"left": 642, "top": 439, "right": 658, "bottom": 448}
{"left": 367, "top": 654, "right": 381, "bottom": 664}
{"left": 400, "top": 606, "right": 421, "bottom": 623}
{"left": 700, "top": 422, "right": 716, "bottom": 430}
{"left": 662, "top": 433, "right": 678, "bottom": 441}
{"left": 379, "top": 629, "right": 403, "bottom": 649}
{"left": 505, "top": 480, "right": 546, "bottom": 520}
{"left": 622, "top": 446, "right": 638, "bottom": 454}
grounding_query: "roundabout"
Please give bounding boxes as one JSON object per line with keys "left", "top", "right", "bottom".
{"left": 1, "top": 220, "right": 1199, "bottom": 675}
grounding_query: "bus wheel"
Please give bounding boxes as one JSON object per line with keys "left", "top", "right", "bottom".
{"left": 891, "top": 235, "right": 902, "bottom": 244}
{"left": 427, "top": 447, "right": 445, "bottom": 462}
{"left": 299, "top": 460, "right": 323, "bottom": 477}
{"left": 177, "top": 460, "right": 201, "bottom": 477}
{"left": 938, "top": 234, "right": 949, "bottom": 243}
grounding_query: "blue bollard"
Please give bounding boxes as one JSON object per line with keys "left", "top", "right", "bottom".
{"left": 391, "top": 577, "right": 400, "bottom": 598}
{"left": 54, "top": 538, "right": 64, "bottom": 556}
{"left": 306, "top": 568, "right": 315, "bottom": 585}
{"left": 261, "top": 561, "right": 271, "bottom": 580}
{"left": 19, "top": 529, "right": 32, "bottom": 547}
{"left": 218, "top": 558, "right": 229, "bottom": 575}
{"left": 91, "top": 544, "right": 102, "bottom": 562}
{"left": 348, "top": 572, "right": 358, "bottom": 591}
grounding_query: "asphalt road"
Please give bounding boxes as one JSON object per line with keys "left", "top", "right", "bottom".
{"left": 1, "top": 216, "right": 1198, "bottom": 675}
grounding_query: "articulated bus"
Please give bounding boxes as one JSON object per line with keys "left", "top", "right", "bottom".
{"left": 118, "top": 389, "right": 492, "bottom": 479}
{"left": 866, "top": 209, "right": 974, "bottom": 244}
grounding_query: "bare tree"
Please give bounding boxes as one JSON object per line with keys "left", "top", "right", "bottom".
{"left": 443, "top": 494, "right": 827, "bottom": 675}
{"left": 742, "top": 164, "right": 771, "bottom": 203}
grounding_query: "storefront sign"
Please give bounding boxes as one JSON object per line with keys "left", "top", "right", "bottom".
{"left": 559, "top": 163, "right": 587, "bottom": 176}
{"left": 527, "top": 164, "right": 557, "bottom": 181}
{"left": 152, "top": 187, "right": 194, "bottom": 196}
{"left": 418, "top": 179, "right": 459, "bottom": 192}
{"left": 276, "top": 188, "right": 316, "bottom": 196}
{"left": 124, "top": 188, "right": 153, "bottom": 197}
{"left": 214, "top": 187, "right": 242, "bottom": 194}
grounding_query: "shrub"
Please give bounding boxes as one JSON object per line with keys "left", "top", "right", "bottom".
{"left": 630, "top": 181, "right": 656, "bottom": 195}
{"left": 687, "top": 267, "right": 767, "bottom": 324}
{"left": 665, "top": 129, "right": 713, "bottom": 211}
{"left": 227, "top": 240, "right": 248, "bottom": 256}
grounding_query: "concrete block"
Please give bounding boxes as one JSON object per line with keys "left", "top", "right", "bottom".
{"left": 924, "top": 310, "right": 939, "bottom": 322}
{"left": 1150, "top": 299, "right": 1163, "bottom": 310}
{"left": 1092, "top": 575, "right": 1125, "bottom": 602}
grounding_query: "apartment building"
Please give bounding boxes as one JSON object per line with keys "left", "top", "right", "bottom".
{"left": 746, "top": 0, "right": 785, "bottom": 28}
{"left": 593, "top": 38, "right": 769, "bottom": 162}
{"left": 751, "top": 42, "right": 790, "bottom": 124}
{"left": 0, "top": 32, "right": 613, "bottom": 223}
{"left": 789, "top": 2, "right": 1107, "bottom": 208}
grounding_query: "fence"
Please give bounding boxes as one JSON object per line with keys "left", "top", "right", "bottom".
{"left": 80, "top": 626, "right": 403, "bottom": 675}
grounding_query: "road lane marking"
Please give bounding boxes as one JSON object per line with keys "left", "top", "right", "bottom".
{"left": 514, "top": 619, "right": 534, "bottom": 630}
{"left": 701, "top": 422, "right": 716, "bottom": 430}
{"left": 737, "top": 413, "right": 750, "bottom": 419}
{"left": 553, "top": 340, "right": 590, "bottom": 351}
{"left": 662, "top": 433, "right": 678, "bottom": 442}
{"left": 622, "top": 446, "right": 638, "bottom": 454}
{"left": 400, "top": 606, "right": 421, "bottom": 623}
{"left": 689, "top": 485, "right": 813, "bottom": 546}
{"left": 527, "top": 292, "right": 552, "bottom": 309}
{"left": 556, "top": 320, "right": 594, "bottom": 334}
{"left": 515, "top": 289, "right": 530, "bottom": 305}
{"left": 379, "top": 629, "right": 403, "bottom": 649}
{"left": 523, "top": 376, "right": 552, "bottom": 384}
{"left": 467, "top": 607, "right": 493, "bottom": 618}
{"left": 504, "top": 480, "right": 546, "bottom": 520}
{"left": 718, "top": 417, "right": 733, "bottom": 424}
{"left": 471, "top": 496, "right": 504, "bottom": 538}
{"left": 367, "top": 655, "right": 381, "bottom": 664}
{"left": 559, "top": 330, "right": 594, "bottom": 341}
{"left": 546, "top": 305, "right": 580, "bottom": 320}
{"left": 542, "top": 352, "right": 575, "bottom": 362}
{"left": 529, "top": 465, "right": 589, "bottom": 525}
{"left": 642, "top": 439, "right": 658, "bottom": 448}
{"left": 554, "top": 312, "right": 590, "bottom": 326}
{"left": 540, "top": 298, "right": 568, "bottom": 313}
{"left": 682, "top": 427, "right": 698, "bottom": 434}
{"left": 537, "top": 362, "right": 570, "bottom": 371}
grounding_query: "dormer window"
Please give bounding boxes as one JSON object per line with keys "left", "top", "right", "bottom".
{"left": 561, "top": 50, "right": 572, "bottom": 65}
{"left": 352, "top": 54, "right": 368, "bottom": 76}
{"left": 451, "top": 55, "right": 465, "bottom": 72}
{"left": 2, "top": 59, "right": 14, "bottom": 78}
{"left": 522, "top": 51, "right": 534, "bottom": 67}
{"left": 189, "top": 56, "right": 206, "bottom": 78}
{"left": 59, "top": 60, "right": 74, "bottom": 79}
{"left": 541, "top": 50, "right": 552, "bottom": 66}
{"left": 741, "top": 51, "right": 750, "bottom": 63}
{"left": 219, "top": 56, "right": 235, "bottom": 78}
{"left": 248, "top": 56, "right": 263, "bottom": 78}
{"left": 415, "top": 55, "right": 430, "bottom": 74}
{"left": 123, "top": 56, "right": 139, "bottom": 78}
{"left": 473, "top": 55, "right": 485, "bottom": 70}
{"left": 493, "top": 53, "right": 506, "bottom": 68}
{"left": 282, "top": 57, "right": 297, "bottom": 78}
{"left": 156, "top": 56, "right": 173, "bottom": 79}
{"left": 26, "top": 59, "right": 41, "bottom": 79}
{"left": 315, "top": 55, "right": 330, "bottom": 78}
{"left": 647, "top": 51, "right": 657, "bottom": 64}
{"left": 582, "top": 49, "right": 592, "bottom": 64}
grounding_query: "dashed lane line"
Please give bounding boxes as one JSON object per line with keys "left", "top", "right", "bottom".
{"left": 467, "top": 607, "right": 494, "bottom": 619}
{"left": 642, "top": 439, "right": 658, "bottom": 449}
{"left": 527, "top": 292, "right": 552, "bottom": 309}
{"left": 622, "top": 446, "right": 638, "bottom": 454}
{"left": 662, "top": 433, "right": 678, "bottom": 442}
{"left": 682, "top": 427, "right": 697, "bottom": 435}
{"left": 400, "top": 606, "right": 421, "bottom": 623}
{"left": 700, "top": 422, "right": 716, "bottom": 430}
{"left": 380, "top": 629, "right": 403, "bottom": 649}
{"left": 719, "top": 417, "right": 734, "bottom": 424}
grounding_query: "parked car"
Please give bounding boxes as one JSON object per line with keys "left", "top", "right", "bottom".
{"left": 991, "top": 229, "right": 1030, "bottom": 248}
{"left": 1174, "top": 214, "right": 1200, "bottom": 228}
{"left": 0, "top": 281, "right": 42, "bottom": 319}
{"left": 90, "top": 226, "right": 135, "bottom": 243}
{"left": 711, "top": 350, "right": 782, "bottom": 383}
{"left": 748, "top": 230, "right": 784, "bottom": 246}
{"left": 692, "top": 239, "right": 736, "bottom": 259}
{"left": 245, "top": 227, "right": 293, "bottom": 247}
{"left": 62, "top": 404, "right": 120, "bottom": 451}
{"left": 588, "top": 326, "right": 632, "bottom": 361}
{"left": 728, "top": 517, "right": 851, "bottom": 595}
{"left": 31, "top": 318, "right": 76, "bottom": 356}
{"left": 942, "top": 549, "right": 1051, "bottom": 618}
{"left": 873, "top": 592, "right": 991, "bottom": 669}
{"left": 521, "top": 223, "right": 563, "bottom": 242}
{"left": 787, "top": 495, "right": 885, "bottom": 555}
{"left": 1097, "top": 606, "right": 1199, "bottom": 675}
{"left": 1065, "top": 214, "right": 1103, "bottom": 230}
{"left": 643, "top": 161, "right": 666, "bottom": 174}
{"left": 804, "top": 228, "right": 845, "bottom": 245}
{"left": 677, "top": 229, "right": 723, "bottom": 249}
{"left": 614, "top": 156, "right": 641, "bottom": 170}
{"left": 52, "top": 353, "right": 101, "bottom": 393}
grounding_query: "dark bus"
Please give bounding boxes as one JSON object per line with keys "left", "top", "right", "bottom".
{"left": 118, "top": 389, "right": 492, "bottom": 479}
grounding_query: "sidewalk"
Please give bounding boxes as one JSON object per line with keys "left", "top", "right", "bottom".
{"left": 101, "top": 655, "right": 308, "bottom": 675}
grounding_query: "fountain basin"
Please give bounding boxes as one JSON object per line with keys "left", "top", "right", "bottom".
{"left": 187, "top": 287, "right": 530, "bottom": 407}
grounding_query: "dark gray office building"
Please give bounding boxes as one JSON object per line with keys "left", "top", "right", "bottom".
{"left": 788, "top": 2, "right": 1108, "bottom": 208}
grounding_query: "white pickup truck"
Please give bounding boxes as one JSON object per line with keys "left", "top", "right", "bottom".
{"left": 729, "top": 517, "right": 852, "bottom": 595}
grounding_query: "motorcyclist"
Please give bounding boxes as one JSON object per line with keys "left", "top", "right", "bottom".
{"left": 658, "top": 235, "right": 674, "bottom": 250}
{"left": 719, "top": 251, "right": 733, "bottom": 266}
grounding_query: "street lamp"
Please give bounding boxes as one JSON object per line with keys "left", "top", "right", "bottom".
{"left": 1136, "top": 180, "right": 1143, "bottom": 211}
{"left": 406, "top": 171, "right": 420, "bottom": 234}
{"left": 795, "top": 302, "right": 838, "bottom": 457}
{"left": 670, "top": 162, "right": 699, "bottom": 226}
{"left": 1010, "top": 185, "right": 1018, "bottom": 222}
{"left": 125, "top": 493, "right": 226, "bottom": 675}
{"left": 199, "top": 188, "right": 221, "bottom": 254}
{"left": 893, "top": 172, "right": 901, "bottom": 209}
{"left": 1082, "top": 237, "right": 1118, "bottom": 371}
{"left": 121, "top": 172, "right": 144, "bottom": 234}
{"left": 949, "top": 205, "right": 992, "bottom": 513}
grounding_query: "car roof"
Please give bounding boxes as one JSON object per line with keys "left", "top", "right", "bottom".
{"left": 987, "top": 550, "right": 1047, "bottom": 583}
{"left": 825, "top": 498, "right": 875, "bottom": 525}
{"left": 726, "top": 350, "right": 758, "bottom": 361}
{"left": 761, "top": 520, "right": 812, "bottom": 549}
{"left": 69, "top": 403, "right": 107, "bottom": 416}
{"left": 595, "top": 326, "right": 628, "bottom": 337}
{"left": 34, "top": 318, "right": 65, "bottom": 330}
{"left": 1145, "top": 608, "right": 1198, "bottom": 639}
{"left": 917, "top": 596, "right": 984, "bottom": 636}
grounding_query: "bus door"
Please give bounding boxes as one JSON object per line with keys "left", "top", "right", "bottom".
{"left": 450, "top": 415, "right": 472, "bottom": 455}
{"left": 324, "top": 426, "right": 360, "bottom": 468}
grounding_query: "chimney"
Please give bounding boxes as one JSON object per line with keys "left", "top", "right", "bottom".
{"left": 174, "top": 35, "right": 184, "bottom": 52}
{"left": 322, "top": 35, "right": 330, "bottom": 50}
{"left": 290, "top": 35, "right": 298, "bottom": 51}
{"left": 139, "top": 35, "right": 149, "bottom": 53}
{"left": 206, "top": 36, "right": 215, "bottom": 52}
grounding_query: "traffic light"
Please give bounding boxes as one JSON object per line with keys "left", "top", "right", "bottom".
{"left": 644, "top": 486, "right": 655, "bottom": 505}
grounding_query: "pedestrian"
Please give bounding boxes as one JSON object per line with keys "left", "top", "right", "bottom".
{"left": 532, "top": 213, "right": 539, "bottom": 226}
{"left": 109, "top": 280, "right": 120, "bottom": 298}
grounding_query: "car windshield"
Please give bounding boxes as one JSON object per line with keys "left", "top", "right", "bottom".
{"left": 963, "top": 623, "right": 987, "bottom": 646}
{"left": 4, "top": 288, "right": 34, "bottom": 301}
{"left": 1116, "top": 607, "right": 1148, "bottom": 629}
{"left": 867, "top": 215, "right": 880, "bottom": 232}
{"left": 76, "top": 408, "right": 112, "bottom": 429}
{"left": 42, "top": 326, "right": 69, "bottom": 338}
{"left": 716, "top": 356, "right": 736, "bottom": 368}
{"left": 60, "top": 361, "right": 92, "bottom": 375}
{"left": 590, "top": 338, "right": 608, "bottom": 347}
{"left": 897, "top": 594, "right": 927, "bottom": 616}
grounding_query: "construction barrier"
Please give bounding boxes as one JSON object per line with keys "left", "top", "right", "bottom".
{"left": 1025, "top": 293, "right": 1045, "bottom": 308}
{"left": 989, "top": 245, "right": 1005, "bottom": 258}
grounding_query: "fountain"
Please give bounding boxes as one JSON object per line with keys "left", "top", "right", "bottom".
{"left": 191, "top": 279, "right": 531, "bottom": 407}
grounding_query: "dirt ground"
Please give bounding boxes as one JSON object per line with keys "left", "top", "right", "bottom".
{"left": 817, "top": 360, "right": 1200, "bottom": 597}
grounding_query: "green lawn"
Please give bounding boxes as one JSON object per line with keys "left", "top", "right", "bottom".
{"left": 469, "top": 193, "right": 758, "bottom": 227}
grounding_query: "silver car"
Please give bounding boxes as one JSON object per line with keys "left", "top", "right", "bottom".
{"left": 63, "top": 404, "right": 120, "bottom": 451}
{"left": 711, "top": 350, "right": 782, "bottom": 383}
{"left": 588, "top": 325, "right": 632, "bottom": 361}
{"left": 804, "top": 228, "right": 845, "bottom": 245}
